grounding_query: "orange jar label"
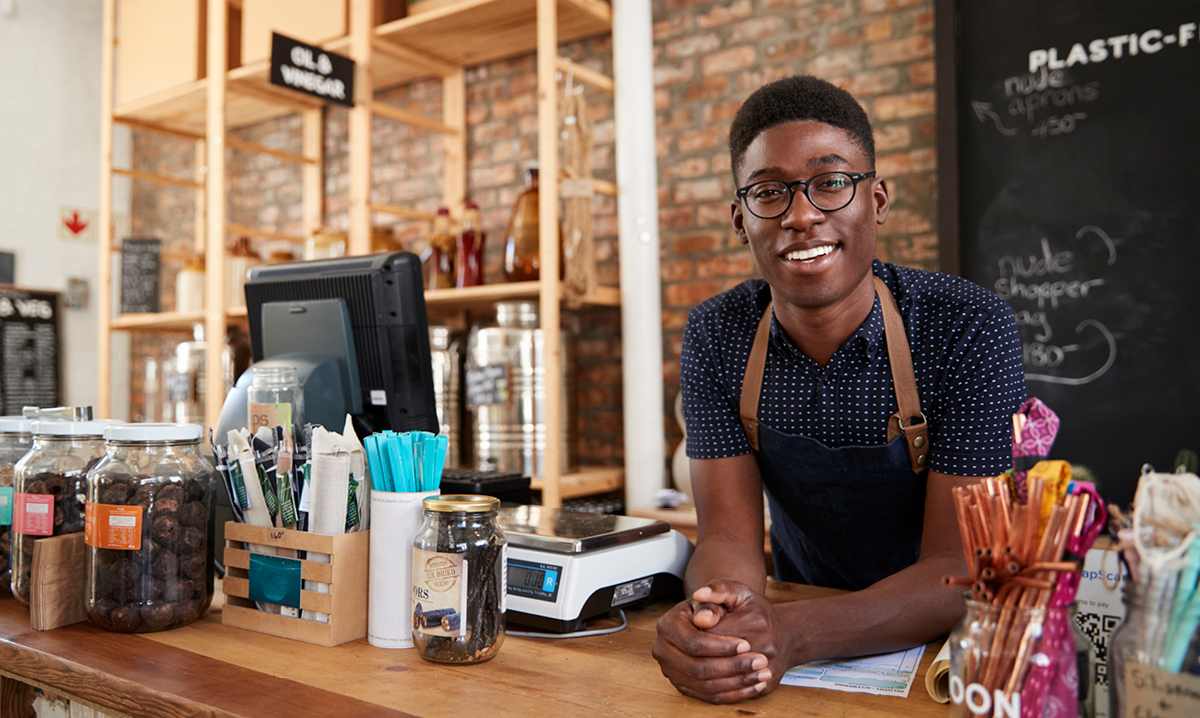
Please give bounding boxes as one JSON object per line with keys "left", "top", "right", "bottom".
{"left": 84, "top": 502, "right": 143, "bottom": 551}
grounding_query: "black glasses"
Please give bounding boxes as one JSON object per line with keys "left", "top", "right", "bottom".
{"left": 736, "top": 171, "right": 876, "bottom": 219}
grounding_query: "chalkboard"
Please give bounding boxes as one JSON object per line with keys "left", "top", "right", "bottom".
{"left": 0, "top": 288, "right": 61, "bottom": 414}
{"left": 120, "top": 238, "right": 160, "bottom": 314}
{"left": 465, "top": 364, "right": 509, "bottom": 408}
{"left": 945, "top": 1, "right": 1200, "bottom": 506}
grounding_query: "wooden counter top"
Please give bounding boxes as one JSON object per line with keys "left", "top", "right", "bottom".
{"left": 0, "top": 582, "right": 950, "bottom": 718}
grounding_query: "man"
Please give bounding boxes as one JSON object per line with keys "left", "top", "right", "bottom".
{"left": 651, "top": 76, "right": 1027, "bottom": 704}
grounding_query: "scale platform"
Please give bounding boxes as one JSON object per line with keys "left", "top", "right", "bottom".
{"left": 498, "top": 507, "right": 693, "bottom": 633}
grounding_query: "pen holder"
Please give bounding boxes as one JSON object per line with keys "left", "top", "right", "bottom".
{"left": 948, "top": 597, "right": 1093, "bottom": 718}
{"left": 221, "top": 522, "right": 369, "bottom": 647}
{"left": 368, "top": 489, "right": 439, "bottom": 649}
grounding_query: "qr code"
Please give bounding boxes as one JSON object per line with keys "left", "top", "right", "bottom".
{"left": 1075, "top": 611, "right": 1123, "bottom": 686}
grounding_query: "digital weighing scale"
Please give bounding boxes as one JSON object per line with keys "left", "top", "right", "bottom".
{"left": 498, "top": 507, "right": 693, "bottom": 633}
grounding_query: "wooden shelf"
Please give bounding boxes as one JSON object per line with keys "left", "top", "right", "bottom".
{"left": 111, "top": 0, "right": 611, "bottom": 135}
{"left": 530, "top": 465, "right": 623, "bottom": 499}
{"left": 424, "top": 281, "right": 619, "bottom": 311}
{"left": 110, "top": 309, "right": 247, "bottom": 332}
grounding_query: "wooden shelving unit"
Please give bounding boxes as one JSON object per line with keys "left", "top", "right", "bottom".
{"left": 98, "top": 0, "right": 621, "bottom": 508}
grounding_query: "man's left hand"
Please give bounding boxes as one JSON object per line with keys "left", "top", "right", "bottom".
{"left": 693, "top": 579, "right": 797, "bottom": 699}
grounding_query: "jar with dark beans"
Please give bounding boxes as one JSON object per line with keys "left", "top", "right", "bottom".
{"left": 412, "top": 495, "right": 507, "bottom": 664}
{"left": 11, "top": 421, "right": 110, "bottom": 607}
{"left": 85, "top": 423, "right": 215, "bottom": 633}
{"left": 0, "top": 418, "right": 34, "bottom": 597}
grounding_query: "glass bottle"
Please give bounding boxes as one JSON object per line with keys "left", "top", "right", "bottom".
{"left": 1109, "top": 571, "right": 1177, "bottom": 718}
{"left": 12, "top": 421, "right": 110, "bottom": 606}
{"left": 163, "top": 326, "right": 206, "bottom": 426}
{"left": 304, "top": 227, "right": 348, "bottom": 261}
{"left": 427, "top": 207, "right": 456, "bottom": 291}
{"left": 175, "top": 253, "right": 205, "bottom": 313}
{"left": 0, "top": 418, "right": 34, "bottom": 596}
{"left": 85, "top": 423, "right": 215, "bottom": 633}
{"left": 412, "top": 494, "right": 506, "bottom": 664}
{"left": 503, "top": 167, "right": 564, "bottom": 283}
{"left": 247, "top": 364, "right": 304, "bottom": 434}
{"left": 372, "top": 226, "right": 403, "bottom": 254}
{"left": 456, "top": 201, "right": 486, "bottom": 288}
{"left": 225, "top": 237, "right": 261, "bottom": 310}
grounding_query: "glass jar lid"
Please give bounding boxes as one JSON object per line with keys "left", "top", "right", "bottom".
{"left": 0, "top": 417, "right": 33, "bottom": 434}
{"left": 104, "top": 423, "right": 203, "bottom": 443}
{"left": 32, "top": 420, "right": 117, "bottom": 437}
{"left": 423, "top": 494, "right": 500, "bottom": 513}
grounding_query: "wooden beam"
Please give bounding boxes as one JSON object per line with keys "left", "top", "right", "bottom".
{"left": 112, "top": 167, "right": 204, "bottom": 190}
{"left": 113, "top": 116, "right": 204, "bottom": 142}
{"left": 224, "top": 137, "right": 318, "bottom": 165}
{"left": 371, "top": 102, "right": 460, "bottom": 135}
{"left": 226, "top": 223, "right": 305, "bottom": 243}
{"left": 348, "top": 0, "right": 373, "bottom": 256}
{"left": 302, "top": 108, "right": 324, "bottom": 237}
{"left": 194, "top": 141, "right": 206, "bottom": 254}
{"left": 206, "top": 0, "right": 230, "bottom": 431}
{"left": 226, "top": 81, "right": 322, "bottom": 113}
{"left": 442, "top": 70, "right": 466, "bottom": 213}
{"left": 369, "top": 203, "right": 438, "bottom": 222}
{"left": 592, "top": 178, "right": 617, "bottom": 197}
{"left": 555, "top": 57, "right": 614, "bottom": 93}
{"left": 537, "top": 0, "right": 563, "bottom": 509}
{"left": 370, "top": 37, "right": 458, "bottom": 78}
{"left": 98, "top": 0, "right": 115, "bottom": 420}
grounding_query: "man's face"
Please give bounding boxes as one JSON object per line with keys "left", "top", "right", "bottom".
{"left": 731, "top": 120, "right": 889, "bottom": 310}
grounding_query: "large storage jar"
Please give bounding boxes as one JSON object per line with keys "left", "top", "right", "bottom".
{"left": 0, "top": 418, "right": 34, "bottom": 596}
{"left": 430, "top": 326, "right": 462, "bottom": 468}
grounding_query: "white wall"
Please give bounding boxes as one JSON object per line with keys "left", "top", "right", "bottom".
{"left": 0, "top": 0, "right": 128, "bottom": 411}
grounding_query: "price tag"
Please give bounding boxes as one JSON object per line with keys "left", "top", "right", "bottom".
{"left": 1124, "top": 663, "right": 1200, "bottom": 718}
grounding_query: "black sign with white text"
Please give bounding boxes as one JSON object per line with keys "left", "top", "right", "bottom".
{"left": 269, "top": 33, "right": 354, "bottom": 107}
{"left": 0, "top": 287, "right": 60, "bottom": 414}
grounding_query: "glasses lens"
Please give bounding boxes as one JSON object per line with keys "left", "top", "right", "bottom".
{"left": 807, "top": 172, "right": 856, "bottom": 211}
{"left": 744, "top": 181, "right": 791, "bottom": 218}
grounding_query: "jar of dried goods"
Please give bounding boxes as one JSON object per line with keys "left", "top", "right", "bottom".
{"left": 0, "top": 418, "right": 34, "bottom": 596}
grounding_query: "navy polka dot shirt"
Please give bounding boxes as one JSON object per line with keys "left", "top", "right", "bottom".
{"left": 682, "top": 260, "right": 1028, "bottom": 476}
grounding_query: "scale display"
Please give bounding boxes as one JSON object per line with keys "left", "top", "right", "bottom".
{"left": 507, "top": 558, "right": 561, "bottom": 603}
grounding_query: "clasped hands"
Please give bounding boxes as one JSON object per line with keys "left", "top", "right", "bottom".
{"left": 651, "top": 579, "right": 795, "bottom": 704}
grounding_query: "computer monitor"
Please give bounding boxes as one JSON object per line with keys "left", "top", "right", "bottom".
{"left": 238, "top": 251, "right": 438, "bottom": 436}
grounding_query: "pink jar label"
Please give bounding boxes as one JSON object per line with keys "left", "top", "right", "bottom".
{"left": 14, "top": 493, "right": 54, "bottom": 536}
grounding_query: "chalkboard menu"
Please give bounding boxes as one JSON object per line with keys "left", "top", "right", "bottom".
{"left": 949, "top": 1, "right": 1200, "bottom": 506}
{"left": 0, "top": 288, "right": 60, "bottom": 414}
{"left": 466, "top": 364, "right": 509, "bottom": 408}
{"left": 120, "top": 238, "right": 160, "bottom": 314}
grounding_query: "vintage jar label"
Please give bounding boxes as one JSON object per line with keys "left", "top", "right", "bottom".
{"left": 412, "top": 548, "right": 467, "bottom": 638}
{"left": 84, "top": 502, "right": 143, "bottom": 551}
{"left": 248, "top": 402, "right": 293, "bottom": 435}
{"left": 0, "top": 486, "right": 13, "bottom": 526}
{"left": 13, "top": 493, "right": 54, "bottom": 536}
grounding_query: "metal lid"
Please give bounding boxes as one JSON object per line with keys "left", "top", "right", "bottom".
{"left": 0, "top": 418, "right": 33, "bottom": 434}
{"left": 105, "top": 423, "right": 203, "bottom": 442}
{"left": 423, "top": 494, "right": 500, "bottom": 513}
{"left": 32, "top": 420, "right": 117, "bottom": 437}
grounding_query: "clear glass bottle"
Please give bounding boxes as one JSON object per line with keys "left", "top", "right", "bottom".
{"left": 427, "top": 207, "right": 456, "bottom": 291}
{"left": 1109, "top": 572, "right": 1177, "bottom": 718}
{"left": 12, "top": 420, "right": 111, "bottom": 606}
{"left": 175, "top": 253, "right": 205, "bottom": 313}
{"left": 248, "top": 364, "right": 303, "bottom": 434}
{"left": 85, "top": 423, "right": 215, "bottom": 633}
{"left": 0, "top": 418, "right": 34, "bottom": 596}
{"left": 948, "top": 596, "right": 1092, "bottom": 718}
{"left": 456, "top": 201, "right": 486, "bottom": 288}
{"left": 412, "top": 494, "right": 506, "bottom": 664}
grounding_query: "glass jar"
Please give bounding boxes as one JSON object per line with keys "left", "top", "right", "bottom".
{"left": 84, "top": 423, "right": 215, "bottom": 633}
{"left": 304, "top": 227, "right": 348, "bottom": 261}
{"left": 11, "top": 420, "right": 110, "bottom": 606}
{"left": 225, "top": 237, "right": 262, "bottom": 310}
{"left": 412, "top": 494, "right": 507, "bottom": 664}
{"left": 948, "top": 596, "right": 1093, "bottom": 718}
{"left": 503, "top": 167, "right": 563, "bottom": 283}
{"left": 1109, "top": 572, "right": 1177, "bottom": 718}
{"left": 247, "top": 364, "right": 303, "bottom": 434}
{"left": 0, "top": 418, "right": 34, "bottom": 596}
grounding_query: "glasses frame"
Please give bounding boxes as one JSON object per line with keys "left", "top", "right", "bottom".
{"left": 735, "top": 171, "right": 877, "bottom": 219}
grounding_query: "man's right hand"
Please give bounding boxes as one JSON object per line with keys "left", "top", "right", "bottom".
{"left": 650, "top": 594, "right": 772, "bottom": 704}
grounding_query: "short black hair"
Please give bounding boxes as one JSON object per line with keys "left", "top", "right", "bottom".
{"left": 729, "top": 75, "right": 875, "bottom": 183}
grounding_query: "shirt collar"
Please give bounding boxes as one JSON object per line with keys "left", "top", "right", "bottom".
{"left": 766, "top": 267, "right": 889, "bottom": 364}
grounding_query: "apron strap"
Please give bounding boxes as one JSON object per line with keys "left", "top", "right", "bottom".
{"left": 737, "top": 278, "right": 929, "bottom": 472}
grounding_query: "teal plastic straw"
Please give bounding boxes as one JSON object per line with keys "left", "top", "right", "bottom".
{"left": 397, "top": 433, "right": 416, "bottom": 492}
{"left": 420, "top": 434, "right": 437, "bottom": 492}
{"left": 430, "top": 434, "right": 448, "bottom": 492}
{"left": 363, "top": 434, "right": 386, "bottom": 492}
{"left": 1164, "top": 533, "right": 1200, "bottom": 671}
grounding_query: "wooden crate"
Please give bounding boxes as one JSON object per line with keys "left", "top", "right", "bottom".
{"left": 222, "top": 522, "right": 369, "bottom": 647}
{"left": 116, "top": 0, "right": 206, "bottom": 106}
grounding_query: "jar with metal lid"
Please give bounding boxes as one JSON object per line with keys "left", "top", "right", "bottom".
{"left": 11, "top": 420, "right": 111, "bottom": 606}
{"left": 412, "top": 494, "right": 507, "bottom": 664}
{"left": 85, "top": 423, "right": 215, "bottom": 632}
{"left": 0, "top": 418, "right": 34, "bottom": 596}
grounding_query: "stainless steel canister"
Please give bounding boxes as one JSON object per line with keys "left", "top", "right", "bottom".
{"left": 429, "top": 326, "right": 462, "bottom": 468}
{"left": 466, "top": 302, "right": 570, "bottom": 477}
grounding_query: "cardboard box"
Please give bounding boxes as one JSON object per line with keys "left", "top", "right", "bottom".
{"left": 116, "top": 0, "right": 206, "bottom": 106}
{"left": 222, "top": 522, "right": 368, "bottom": 647}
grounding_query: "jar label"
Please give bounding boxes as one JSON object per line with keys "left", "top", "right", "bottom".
{"left": 412, "top": 548, "right": 467, "bottom": 638}
{"left": 249, "top": 402, "right": 293, "bottom": 435}
{"left": 0, "top": 486, "right": 13, "bottom": 526}
{"left": 13, "top": 493, "right": 54, "bottom": 536}
{"left": 84, "top": 502, "right": 143, "bottom": 551}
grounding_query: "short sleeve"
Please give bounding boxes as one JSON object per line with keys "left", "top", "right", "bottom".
{"left": 680, "top": 307, "right": 754, "bottom": 459}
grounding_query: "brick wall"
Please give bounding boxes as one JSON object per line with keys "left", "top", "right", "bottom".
{"left": 129, "top": 0, "right": 938, "bottom": 484}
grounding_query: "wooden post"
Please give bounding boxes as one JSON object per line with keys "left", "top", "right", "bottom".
{"left": 348, "top": 0, "right": 373, "bottom": 255}
{"left": 536, "top": 0, "right": 562, "bottom": 508}
{"left": 97, "top": 0, "right": 116, "bottom": 419}
{"left": 204, "top": 0, "right": 228, "bottom": 430}
{"left": 194, "top": 141, "right": 207, "bottom": 254}
{"left": 0, "top": 676, "right": 33, "bottom": 718}
{"left": 302, "top": 108, "right": 324, "bottom": 238}
{"left": 442, "top": 69, "right": 466, "bottom": 214}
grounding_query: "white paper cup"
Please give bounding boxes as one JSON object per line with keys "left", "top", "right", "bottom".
{"left": 367, "top": 489, "right": 438, "bottom": 648}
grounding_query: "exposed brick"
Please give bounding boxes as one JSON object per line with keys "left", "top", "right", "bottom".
{"left": 667, "top": 33, "right": 722, "bottom": 60}
{"left": 664, "top": 157, "right": 710, "bottom": 179}
{"left": 876, "top": 207, "right": 933, "bottom": 235}
{"left": 764, "top": 37, "right": 814, "bottom": 62}
{"left": 828, "top": 26, "right": 864, "bottom": 49}
{"left": 671, "top": 232, "right": 720, "bottom": 253}
{"left": 701, "top": 47, "right": 758, "bottom": 77}
{"left": 697, "top": 201, "right": 733, "bottom": 226}
{"left": 862, "top": 0, "right": 925, "bottom": 12}
{"left": 865, "top": 16, "right": 894, "bottom": 41}
{"left": 661, "top": 309, "right": 691, "bottom": 330}
{"left": 876, "top": 147, "right": 936, "bottom": 177}
{"left": 874, "top": 122, "right": 913, "bottom": 152}
{"left": 830, "top": 68, "right": 900, "bottom": 98}
{"left": 909, "top": 59, "right": 936, "bottom": 87}
{"left": 660, "top": 206, "right": 696, "bottom": 229}
{"left": 684, "top": 76, "right": 729, "bottom": 102}
{"left": 697, "top": 0, "right": 753, "bottom": 29}
{"left": 869, "top": 34, "right": 934, "bottom": 67}
{"left": 730, "top": 16, "right": 785, "bottom": 43}
{"left": 710, "top": 152, "right": 732, "bottom": 175}
{"left": 806, "top": 47, "right": 864, "bottom": 77}
{"left": 702, "top": 99, "right": 743, "bottom": 124}
{"left": 659, "top": 108, "right": 695, "bottom": 131}
{"left": 655, "top": 88, "right": 672, "bottom": 109}
{"left": 661, "top": 259, "right": 694, "bottom": 281}
{"left": 673, "top": 177, "right": 725, "bottom": 203}
{"left": 695, "top": 254, "right": 755, "bottom": 278}
{"left": 872, "top": 90, "right": 936, "bottom": 121}
{"left": 676, "top": 126, "right": 726, "bottom": 153}
{"left": 654, "top": 59, "right": 695, "bottom": 85}
{"left": 653, "top": 14, "right": 694, "bottom": 40}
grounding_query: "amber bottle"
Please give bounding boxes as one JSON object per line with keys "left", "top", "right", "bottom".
{"left": 427, "top": 207, "right": 456, "bottom": 291}
{"left": 503, "top": 168, "right": 563, "bottom": 282}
